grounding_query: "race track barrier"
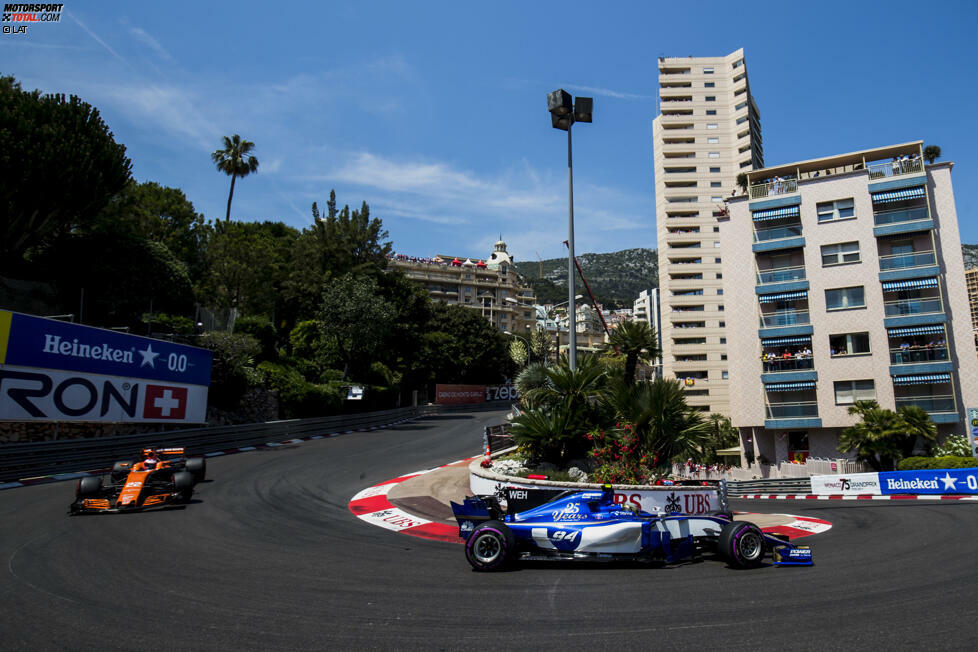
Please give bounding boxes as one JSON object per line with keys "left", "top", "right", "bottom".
{"left": 810, "top": 467, "right": 978, "bottom": 496}
{"left": 0, "top": 401, "right": 511, "bottom": 482}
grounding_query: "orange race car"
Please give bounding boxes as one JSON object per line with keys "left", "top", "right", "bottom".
{"left": 70, "top": 447, "right": 206, "bottom": 514}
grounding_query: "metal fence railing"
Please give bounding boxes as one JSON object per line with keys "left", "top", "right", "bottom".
{"left": 0, "top": 401, "right": 511, "bottom": 482}
{"left": 484, "top": 423, "right": 514, "bottom": 456}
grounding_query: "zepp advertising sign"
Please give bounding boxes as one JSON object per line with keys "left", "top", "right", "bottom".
{"left": 0, "top": 310, "right": 212, "bottom": 423}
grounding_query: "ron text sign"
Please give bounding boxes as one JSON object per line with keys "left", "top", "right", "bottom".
{"left": 0, "top": 310, "right": 212, "bottom": 423}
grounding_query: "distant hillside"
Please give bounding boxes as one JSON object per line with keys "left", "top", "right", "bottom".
{"left": 514, "top": 248, "right": 658, "bottom": 309}
{"left": 513, "top": 243, "right": 976, "bottom": 309}
{"left": 963, "top": 244, "right": 978, "bottom": 269}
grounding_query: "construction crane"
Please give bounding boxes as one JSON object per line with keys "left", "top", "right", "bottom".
{"left": 535, "top": 251, "right": 543, "bottom": 278}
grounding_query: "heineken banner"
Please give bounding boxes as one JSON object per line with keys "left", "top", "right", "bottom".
{"left": 0, "top": 310, "right": 212, "bottom": 423}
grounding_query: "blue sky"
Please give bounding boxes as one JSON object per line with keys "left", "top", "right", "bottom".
{"left": 4, "top": 1, "right": 977, "bottom": 262}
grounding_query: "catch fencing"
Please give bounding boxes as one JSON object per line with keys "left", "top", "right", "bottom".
{"left": 0, "top": 401, "right": 510, "bottom": 483}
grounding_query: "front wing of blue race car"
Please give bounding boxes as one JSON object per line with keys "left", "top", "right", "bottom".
{"left": 450, "top": 486, "right": 812, "bottom": 571}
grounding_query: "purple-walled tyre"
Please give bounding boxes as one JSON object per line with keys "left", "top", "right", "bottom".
{"left": 718, "top": 521, "right": 765, "bottom": 568}
{"left": 464, "top": 520, "right": 515, "bottom": 571}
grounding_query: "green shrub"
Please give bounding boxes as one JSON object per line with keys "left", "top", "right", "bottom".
{"left": 143, "top": 312, "right": 194, "bottom": 335}
{"left": 897, "top": 456, "right": 978, "bottom": 470}
{"left": 199, "top": 332, "right": 262, "bottom": 409}
{"left": 259, "top": 361, "right": 342, "bottom": 418}
{"left": 234, "top": 315, "right": 278, "bottom": 361}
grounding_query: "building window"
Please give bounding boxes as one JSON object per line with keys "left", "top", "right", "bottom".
{"left": 719, "top": 321, "right": 726, "bottom": 327}
{"left": 721, "top": 354, "right": 727, "bottom": 360}
{"left": 717, "top": 288, "right": 723, "bottom": 294}
{"left": 706, "top": 109, "right": 717, "bottom": 116}
{"left": 718, "top": 305, "right": 724, "bottom": 311}
{"left": 707, "top": 123, "right": 718, "bottom": 129}
{"left": 830, "top": 332, "right": 870, "bottom": 356}
{"left": 720, "top": 337, "right": 726, "bottom": 344}
{"left": 708, "top": 151, "right": 720, "bottom": 158}
{"left": 713, "top": 241, "right": 721, "bottom": 248}
{"left": 703, "top": 67, "right": 714, "bottom": 74}
{"left": 826, "top": 286, "right": 866, "bottom": 311}
{"left": 708, "top": 137, "right": 719, "bottom": 144}
{"left": 711, "top": 196, "right": 722, "bottom": 202}
{"left": 713, "top": 226, "right": 720, "bottom": 232}
{"left": 704, "top": 82, "right": 715, "bottom": 88}
{"left": 705, "top": 96, "right": 716, "bottom": 101}
{"left": 711, "top": 181, "right": 721, "bottom": 188}
{"left": 716, "top": 273, "right": 722, "bottom": 279}
{"left": 817, "top": 198, "right": 855, "bottom": 222}
{"left": 722, "top": 370, "right": 729, "bottom": 379}
{"left": 709, "top": 166, "right": 720, "bottom": 173}
{"left": 821, "top": 242, "right": 861, "bottom": 266}
{"left": 834, "top": 380, "right": 876, "bottom": 405}
{"left": 714, "top": 257, "right": 722, "bottom": 263}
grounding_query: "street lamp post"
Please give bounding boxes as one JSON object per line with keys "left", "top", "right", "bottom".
{"left": 547, "top": 89, "right": 592, "bottom": 370}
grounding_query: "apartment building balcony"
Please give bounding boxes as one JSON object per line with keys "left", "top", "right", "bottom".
{"left": 884, "top": 296, "right": 943, "bottom": 318}
{"left": 757, "top": 308, "right": 812, "bottom": 339}
{"left": 871, "top": 186, "right": 932, "bottom": 236}
{"left": 755, "top": 265, "right": 808, "bottom": 294}
{"left": 762, "top": 357, "right": 815, "bottom": 374}
{"left": 867, "top": 157, "right": 924, "bottom": 182}
{"left": 748, "top": 178, "right": 798, "bottom": 200}
{"left": 893, "top": 394, "right": 957, "bottom": 422}
{"left": 889, "top": 346, "right": 952, "bottom": 377}
{"left": 879, "top": 250, "right": 935, "bottom": 272}
{"left": 764, "top": 393, "right": 821, "bottom": 429}
{"left": 759, "top": 310, "right": 810, "bottom": 328}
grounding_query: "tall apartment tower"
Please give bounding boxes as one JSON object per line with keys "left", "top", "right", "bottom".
{"left": 653, "top": 48, "right": 764, "bottom": 414}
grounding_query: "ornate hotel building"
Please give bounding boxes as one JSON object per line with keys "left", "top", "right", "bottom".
{"left": 387, "top": 239, "right": 536, "bottom": 334}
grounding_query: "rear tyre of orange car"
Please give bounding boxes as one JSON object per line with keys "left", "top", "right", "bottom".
{"left": 718, "top": 521, "right": 765, "bottom": 568}
{"left": 172, "top": 471, "right": 194, "bottom": 503}
{"left": 464, "top": 520, "right": 515, "bottom": 571}
{"left": 185, "top": 457, "right": 206, "bottom": 484}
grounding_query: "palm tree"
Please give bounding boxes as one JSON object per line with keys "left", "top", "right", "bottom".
{"left": 514, "top": 361, "right": 549, "bottom": 410}
{"left": 895, "top": 405, "right": 937, "bottom": 457}
{"left": 603, "top": 320, "right": 660, "bottom": 385}
{"left": 838, "top": 401, "right": 903, "bottom": 471}
{"left": 211, "top": 135, "right": 259, "bottom": 222}
{"left": 606, "top": 377, "right": 710, "bottom": 475}
{"left": 923, "top": 145, "right": 941, "bottom": 165}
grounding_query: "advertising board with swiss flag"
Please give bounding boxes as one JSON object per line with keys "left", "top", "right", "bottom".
{"left": 0, "top": 310, "right": 212, "bottom": 424}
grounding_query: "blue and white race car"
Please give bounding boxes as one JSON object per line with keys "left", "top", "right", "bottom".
{"left": 451, "top": 485, "right": 813, "bottom": 571}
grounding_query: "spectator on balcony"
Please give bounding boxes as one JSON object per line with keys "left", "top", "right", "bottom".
{"left": 891, "top": 157, "right": 900, "bottom": 176}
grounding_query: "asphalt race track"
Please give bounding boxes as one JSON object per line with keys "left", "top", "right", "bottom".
{"left": 2, "top": 409, "right": 978, "bottom": 651}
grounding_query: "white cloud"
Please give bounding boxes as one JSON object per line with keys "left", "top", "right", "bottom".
{"left": 129, "top": 26, "right": 173, "bottom": 62}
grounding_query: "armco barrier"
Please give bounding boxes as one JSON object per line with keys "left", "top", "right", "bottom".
{"left": 0, "top": 401, "right": 510, "bottom": 482}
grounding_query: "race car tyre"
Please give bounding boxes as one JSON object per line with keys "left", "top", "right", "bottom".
{"left": 76, "top": 476, "right": 102, "bottom": 498}
{"left": 111, "top": 461, "right": 132, "bottom": 482}
{"left": 718, "top": 521, "right": 765, "bottom": 568}
{"left": 185, "top": 457, "right": 206, "bottom": 484}
{"left": 464, "top": 520, "right": 515, "bottom": 572}
{"left": 172, "top": 471, "right": 194, "bottom": 503}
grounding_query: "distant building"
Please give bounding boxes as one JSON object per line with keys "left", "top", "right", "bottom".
{"left": 388, "top": 239, "right": 536, "bottom": 333}
{"left": 723, "top": 141, "right": 978, "bottom": 466}
{"left": 966, "top": 268, "right": 978, "bottom": 342}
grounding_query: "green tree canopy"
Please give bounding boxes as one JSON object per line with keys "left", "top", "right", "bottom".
{"left": 317, "top": 274, "right": 397, "bottom": 381}
{"left": 94, "top": 180, "right": 208, "bottom": 279}
{"left": 0, "top": 75, "right": 132, "bottom": 271}
{"left": 199, "top": 220, "right": 297, "bottom": 317}
{"left": 284, "top": 191, "right": 392, "bottom": 323}
{"left": 38, "top": 232, "right": 193, "bottom": 329}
